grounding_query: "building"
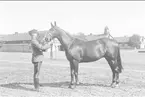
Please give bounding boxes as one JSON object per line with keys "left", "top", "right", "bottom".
{"left": 114, "top": 36, "right": 130, "bottom": 48}
{"left": 0, "top": 31, "right": 61, "bottom": 52}
{"left": 1, "top": 31, "right": 145, "bottom": 52}
{"left": 140, "top": 36, "right": 145, "bottom": 49}
{"left": 85, "top": 34, "right": 131, "bottom": 49}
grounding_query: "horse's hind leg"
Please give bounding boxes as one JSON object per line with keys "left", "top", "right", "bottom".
{"left": 111, "top": 71, "right": 119, "bottom": 88}
{"left": 116, "top": 72, "right": 119, "bottom": 85}
{"left": 113, "top": 60, "right": 120, "bottom": 87}
{"left": 105, "top": 58, "right": 119, "bottom": 88}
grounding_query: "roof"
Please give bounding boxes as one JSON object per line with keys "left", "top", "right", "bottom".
{"left": 85, "top": 35, "right": 130, "bottom": 43}
{"left": 2, "top": 33, "right": 30, "bottom": 41}
{"left": 0, "top": 31, "right": 48, "bottom": 42}
{"left": 85, "top": 35, "right": 100, "bottom": 41}
{"left": 86, "top": 35, "right": 105, "bottom": 41}
{"left": 73, "top": 35, "right": 87, "bottom": 41}
{"left": 85, "top": 34, "right": 107, "bottom": 41}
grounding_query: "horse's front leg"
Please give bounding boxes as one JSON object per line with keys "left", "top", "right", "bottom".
{"left": 73, "top": 60, "right": 79, "bottom": 85}
{"left": 33, "top": 62, "right": 42, "bottom": 91}
{"left": 69, "top": 61, "right": 75, "bottom": 89}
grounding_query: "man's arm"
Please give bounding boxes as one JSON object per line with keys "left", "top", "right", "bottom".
{"left": 31, "top": 40, "right": 43, "bottom": 50}
{"left": 41, "top": 42, "right": 52, "bottom": 50}
{"left": 32, "top": 40, "right": 53, "bottom": 51}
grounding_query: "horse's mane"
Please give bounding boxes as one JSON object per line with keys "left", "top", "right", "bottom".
{"left": 56, "top": 26, "right": 74, "bottom": 40}
{"left": 55, "top": 26, "right": 87, "bottom": 42}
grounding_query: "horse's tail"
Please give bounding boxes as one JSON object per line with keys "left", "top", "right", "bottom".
{"left": 117, "top": 47, "right": 123, "bottom": 73}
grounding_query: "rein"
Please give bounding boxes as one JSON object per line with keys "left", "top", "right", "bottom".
{"left": 109, "top": 34, "right": 118, "bottom": 43}
{"left": 68, "top": 38, "right": 75, "bottom": 50}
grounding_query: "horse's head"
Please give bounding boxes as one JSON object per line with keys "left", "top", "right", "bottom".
{"left": 44, "top": 21, "right": 60, "bottom": 42}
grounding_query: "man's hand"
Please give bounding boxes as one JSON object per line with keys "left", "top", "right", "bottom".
{"left": 49, "top": 41, "right": 53, "bottom": 45}
{"left": 41, "top": 41, "right": 53, "bottom": 51}
{"left": 42, "top": 49, "right": 47, "bottom": 52}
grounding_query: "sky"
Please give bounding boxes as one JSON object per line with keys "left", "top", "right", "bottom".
{"left": 0, "top": 1, "right": 145, "bottom": 37}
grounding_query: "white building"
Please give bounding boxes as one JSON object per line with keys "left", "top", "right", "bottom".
{"left": 46, "top": 38, "right": 61, "bottom": 59}
{"left": 140, "top": 36, "right": 145, "bottom": 49}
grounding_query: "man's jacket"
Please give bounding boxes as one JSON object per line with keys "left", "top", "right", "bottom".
{"left": 31, "top": 39, "right": 51, "bottom": 62}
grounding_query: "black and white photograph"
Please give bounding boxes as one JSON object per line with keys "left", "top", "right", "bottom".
{"left": 0, "top": 1, "right": 145, "bottom": 97}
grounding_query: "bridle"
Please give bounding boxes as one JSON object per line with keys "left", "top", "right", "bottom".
{"left": 68, "top": 38, "right": 75, "bottom": 50}
{"left": 43, "top": 31, "right": 53, "bottom": 42}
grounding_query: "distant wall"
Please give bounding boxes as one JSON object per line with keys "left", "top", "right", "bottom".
{"left": 0, "top": 42, "right": 134, "bottom": 52}
{"left": 0, "top": 43, "right": 61, "bottom": 53}
{"left": 0, "top": 44, "right": 32, "bottom": 52}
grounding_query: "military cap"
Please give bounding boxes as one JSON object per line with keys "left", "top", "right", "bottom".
{"left": 28, "top": 29, "right": 38, "bottom": 36}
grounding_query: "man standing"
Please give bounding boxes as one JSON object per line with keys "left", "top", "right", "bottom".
{"left": 95, "top": 26, "right": 112, "bottom": 40}
{"left": 104, "top": 26, "right": 114, "bottom": 39}
{"left": 104, "top": 26, "right": 110, "bottom": 38}
{"left": 29, "top": 29, "right": 52, "bottom": 90}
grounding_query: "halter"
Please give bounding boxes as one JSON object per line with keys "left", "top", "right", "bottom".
{"left": 48, "top": 32, "right": 53, "bottom": 39}
{"left": 43, "top": 31, "right": 53, "bottom": 42}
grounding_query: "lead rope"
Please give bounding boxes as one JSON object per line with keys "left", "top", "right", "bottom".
{"left": 109, "top": 34, "right": 118, "bottom": 43}
{"left": 68, "top": 38, "right": 75, "bottom": 50}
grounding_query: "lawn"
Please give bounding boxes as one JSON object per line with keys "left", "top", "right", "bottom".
{"left": 0, "top": 50, "right": 145, "bottom": 97}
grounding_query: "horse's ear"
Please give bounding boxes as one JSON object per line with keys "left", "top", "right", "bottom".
{"left": 51, "top": 22, "right": 54, "bottom": 27}
{"left": 54, "top": 21, "right": 56, "bottom": 26}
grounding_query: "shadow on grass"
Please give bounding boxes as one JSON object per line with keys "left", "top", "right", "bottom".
{"left": 0, "top": 81, "right": 110, "bottom": 91}
{"left": 0, "top": 82, "right": 36, "bottom": 92}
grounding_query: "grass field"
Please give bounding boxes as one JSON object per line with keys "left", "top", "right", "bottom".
{"left": 0, "top": 50, "right": 145, "bottom": 97}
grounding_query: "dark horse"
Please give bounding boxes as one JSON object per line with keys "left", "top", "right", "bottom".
{"left": 44, "top": 22, "right": 123, "bottom": 89}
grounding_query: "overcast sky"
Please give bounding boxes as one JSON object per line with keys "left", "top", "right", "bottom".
{"left": 0, "top": 1, "right": 145, "bottom": 37}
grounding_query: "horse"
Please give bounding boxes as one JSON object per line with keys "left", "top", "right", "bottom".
{"left": 44, "top": 22, "right": 123, "bottom": 89}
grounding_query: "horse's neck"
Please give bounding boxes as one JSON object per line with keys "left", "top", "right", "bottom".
{"left": 56, "top": 31, "right": 74, "bottom": 50}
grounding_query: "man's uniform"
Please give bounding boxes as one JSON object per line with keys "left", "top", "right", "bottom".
{"left": 104, "top": 26, "right": 110, "bottom": 38}
{"left": 29, "top": 29, "right": 51, "bottom": 63}
{"left": 95, "top": 26, "right": 114, "bottom": 40}
{"left": 29, "top": 29, "right": 51, "bottom": 90}
{"left": 31, "top": 38, "right": 51, "bottom": 63}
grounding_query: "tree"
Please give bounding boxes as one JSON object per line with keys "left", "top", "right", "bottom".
{"left": 128, "top": 34, "right": 141, "bottom": 48}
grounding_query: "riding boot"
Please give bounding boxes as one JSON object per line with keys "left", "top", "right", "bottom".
{"left": 34, "top": 78, "right": 40, "bottom": 90}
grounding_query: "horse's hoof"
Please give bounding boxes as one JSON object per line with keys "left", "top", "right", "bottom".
{"left": 111, "top": 83, "right": 119, "bottom": 88}
{"left": 76, "top": 82, "right": 80, "bottom": 85}
{"left": 110, "top": 83, "right": 116, "bottom": 88}
{"left": 34, "top": 85, "right": 40, "bottom": 91}
{"left": 115, "top": 83, "right": 119, "bottom": 87}
{"left": 40, "top": 84, "right": 43, "bottom": 86}
{"left": 35, "top": 88, "right": 40, "bottom": 92}
{"left": 68, "top": 85, "right": 76, "bottom": 89}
